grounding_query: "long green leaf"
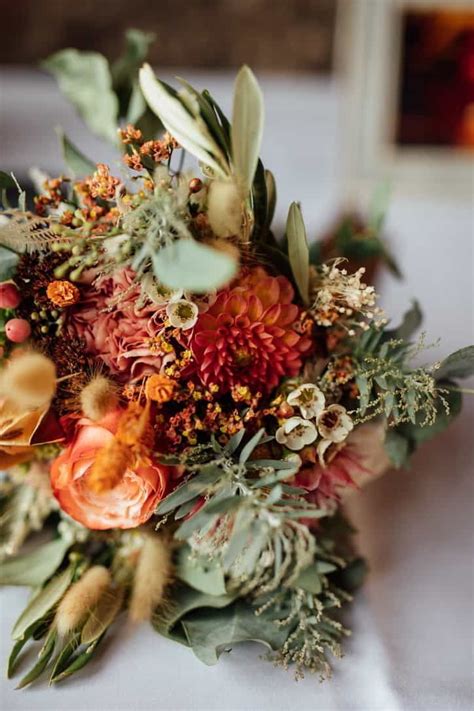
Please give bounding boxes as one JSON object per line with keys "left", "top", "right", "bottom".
{"left": 231, "top": 65, "right": 264, "bottom": 196}
{"left": 139, "top": 64, "right": 229, "bottom": 176}
{"left": 0, "top": 538, "right": 71, "bottom": 587}
{"left": 12, "top": 565, "right": 74, "bottom": 640}
{"left": 16, "top": 628, "right": 57, "bottom": 689}
{"left": 286, "top": 202, "right": 309, "bottom": 304}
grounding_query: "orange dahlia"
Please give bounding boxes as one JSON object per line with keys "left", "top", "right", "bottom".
{"left": 189, "top": 267, "right": 312, "bottom": 394}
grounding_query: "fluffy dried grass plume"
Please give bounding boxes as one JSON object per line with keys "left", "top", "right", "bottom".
{"left": 0, "top": 351, "right": 56, "bottom": 410}
{"left": 80, "top": 375, "right": 118, "bottom": 421}
{"left": 55, "top": 565, "right": 111, "bottom": 636}
{"left": 129, "top": 535, "right": 172, "bottom": 623}
{"left": 207, "top": 180, "right": 242, "bottom": 238}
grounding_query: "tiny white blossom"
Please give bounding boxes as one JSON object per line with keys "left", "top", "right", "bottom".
{"left": 166, "top": 299, "right": 199, "bottom": 329}
{"left": 275, "top": 416, "right": 317, "bottom": 451}
{"left": 287, "top": 383, "right": 326, "bottom": 420}
{"left": 316, "top": 404, "right": 354, "bottom": 443}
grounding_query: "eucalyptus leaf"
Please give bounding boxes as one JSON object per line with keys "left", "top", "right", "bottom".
{"left": 231, "top": 65, "right": 264, "bottom": 196}
{"left": 152, "top": 238, "right": 237, "bottom": 292}
{"left": 176, "top": 547, "right": 227, "bottom": 596}
{"left": 292, "top": 563, "right": 322, "bottom": 594}
{"left": 181, "top": 600, "right": 287, "bottom": 666}
{"left": 0, "top": 538, "right": 71, "bottom": 587}
{"left": 435, "top": 346, "right": 474, "bottom": 381}
{"left": 286, "top": 202, "right": 309, "bottom": 304}
{"left": 56, "top": 129, "right": 95, "bottom": 177}
{"left": 153, "top": 583, "right": 237, "bottom": 643}
{"left": 12, "top": 565, "right": 74, "bottom": 640}
{"left": 42, "top": 50, "right": 119, "bottom": 143}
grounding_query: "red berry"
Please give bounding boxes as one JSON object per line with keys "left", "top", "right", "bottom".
{"left": 0, "top": 282, "right": 21, "bottom": 309}
{"left": 5, "top": 318, "right": 31, "bottom": 343}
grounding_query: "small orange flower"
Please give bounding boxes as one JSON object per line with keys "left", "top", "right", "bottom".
{"left": 87, "top": 164, "right": 121, "bottom": 200}
{"left": 145, "top": 374, "right": 176, "bottom": 403}
{"left": 46, "top": 280, "right": 80, "bottom": 308}
{"left": 119, "top": 124, "right": 143, "bottom": 145}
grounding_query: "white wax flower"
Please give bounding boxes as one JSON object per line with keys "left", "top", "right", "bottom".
{"left": 275, "top": 416, "right": 317, "bottom": 451}
{"left": 287, "top": 383, "right": 326, "bottom": 420}
{"left": 316, "top": 404, "right": 354, "bottom": 443}
{"left": 166, "top": 299, "right": 199, "bottom": 329}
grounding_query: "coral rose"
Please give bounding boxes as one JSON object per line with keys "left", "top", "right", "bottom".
{"left": 189, "top": 267, "right": 312, "bottom": 394}
{"left": 50, "top": 410, "right": 169, "bottom": 530}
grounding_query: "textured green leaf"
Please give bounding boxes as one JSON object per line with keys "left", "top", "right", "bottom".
{"left": 12, "top": 565, "right": 74, "bottom": 640}
{"left": 292, "top": 564, "right": 322, "bottom": 594}
{"left": 176, "top": 547, "right": 227, "bottom": 596}
{"left": 435, "top": 346, "right": 474, "bottom": 381}
{"left": 286, "top": 202, "right": 309, "bottom": 304}
{"left": 152, "top": 238, "right": 237, "bottom": 292}
{"left": 231, "top": 65, "right": 264, "bottom": 196}
{"left": 181, "top": 600, "right": 287, "bottom": 666}
{"left": 0, "top": 538, "right": 70, "bottom": 587}
{"left": 153, "top": 584, "right": 237, "bottom": 643}
{"left": 56, "top": 129, "right": 95, "bottom": 177}
{"left": 42, "top": 50, "right": 119, "bottom": 143}
{"left": 139, "top": 64, "right": 229, "bottom": 176}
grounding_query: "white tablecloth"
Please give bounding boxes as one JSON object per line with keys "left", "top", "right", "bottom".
{"left": 0, "top": 70, "right": 473, "bottom": 711}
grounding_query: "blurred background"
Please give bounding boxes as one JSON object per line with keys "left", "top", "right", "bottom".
{"left": 0, "top": 2, "right": 473, "bottom": 709}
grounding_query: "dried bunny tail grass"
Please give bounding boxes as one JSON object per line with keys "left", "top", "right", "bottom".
{"left": 207, "top": 179, "right": 243, "bottom": 238}
{"left": 88, "top": 439, "right": 131, "bottom": 494}
{"left": 55, "top": 565, "right": 111, "bottom": 636}
{"left": 80, "top": 375, "right": 119, "bottom": 421}
{"left": 0, "top": 351, "right": 56, "bottom": 410}
{"left": 129, "top": 535, "right": 173, "bottom": 623}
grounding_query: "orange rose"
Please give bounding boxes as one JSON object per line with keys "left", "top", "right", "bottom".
{"left": 50, "top": 411, "right": 169, "bottom": 530}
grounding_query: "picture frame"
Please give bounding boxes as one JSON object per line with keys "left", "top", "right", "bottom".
{"left": 337, "top": 0, "right": 474, "bottom": 200}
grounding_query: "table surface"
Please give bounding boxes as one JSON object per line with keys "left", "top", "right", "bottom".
{"left": 0, "top": 69, "right": 473, "bottom": 711}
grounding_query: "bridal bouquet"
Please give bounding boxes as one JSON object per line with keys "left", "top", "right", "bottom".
{"left": 0, "top": 37, "right": 472, "bottom": 688}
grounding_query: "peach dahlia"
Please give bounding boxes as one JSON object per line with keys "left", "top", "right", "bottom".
{"left": 189, "top": 267, "right": 312, "bottom": 394}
